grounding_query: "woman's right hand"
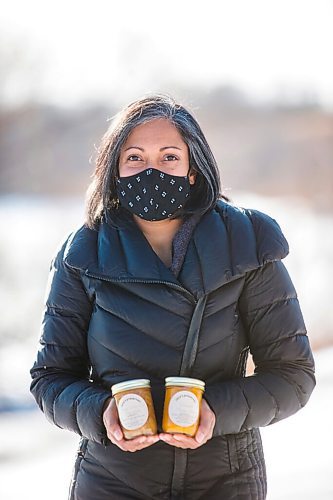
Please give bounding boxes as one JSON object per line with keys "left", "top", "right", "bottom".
{"left": 102, "top": 398, "right": 160, "bottom": 452}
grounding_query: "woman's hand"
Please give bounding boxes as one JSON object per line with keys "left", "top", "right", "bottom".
{"left": 159, "top": 398, "right": 215, "bottom": 449}
{"left": 102, "top": 398, "right": 159, "bottom": 452}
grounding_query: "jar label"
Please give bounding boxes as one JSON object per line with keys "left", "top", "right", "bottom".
{"left": 168, "top": 390, "right": 199, "bottom": 427}
{"left": 118, "top": 394, "right": 149, "bottom": 430}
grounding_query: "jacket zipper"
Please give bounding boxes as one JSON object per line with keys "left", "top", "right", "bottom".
{"left": 84, "top": 270, "right": 198, "bottom": 304}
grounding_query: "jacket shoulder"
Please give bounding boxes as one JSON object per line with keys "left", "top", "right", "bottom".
{"left": 216, "top": 200, "right": 289, "bottom": 264}
{"left": 243, "top": 207, "right": 289, "bottom": 261}
{"left": 59, "top": 224, "right": 98, "bottom": 271}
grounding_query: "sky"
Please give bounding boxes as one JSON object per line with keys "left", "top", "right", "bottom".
{"left": 1, "top": 0, "right": 333, "bottom": 109}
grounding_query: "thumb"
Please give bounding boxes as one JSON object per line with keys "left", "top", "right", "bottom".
{"left": 195, "top": 400, "right": 215, "bottom": 444}
{"left": 106, "top": 418, "right": 123, "bottom": 442}
{"left": 111, "top": 424, "right": 123, "bottom": 441}
{"left": 195, "top": 423, "right": 207, "bottom": 444}
{"left": 103, "top": 398, "right": 123, "bottom": 441}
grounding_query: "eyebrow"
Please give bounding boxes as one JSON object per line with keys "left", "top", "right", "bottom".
{"left": 124, "top": 146, "right": 182, "bottom": 152}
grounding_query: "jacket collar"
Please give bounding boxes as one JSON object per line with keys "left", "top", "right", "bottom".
{"left": 64, "top": 201, "right": 288, "bottom": 299}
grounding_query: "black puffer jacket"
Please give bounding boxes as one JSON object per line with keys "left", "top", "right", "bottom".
{"left": 30, "top": 201, "right": 315, "bottom": 500}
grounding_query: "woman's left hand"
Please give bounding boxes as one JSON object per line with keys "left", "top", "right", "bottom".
{"left": 159, "top": 399, "right": 216, "bottom": 449}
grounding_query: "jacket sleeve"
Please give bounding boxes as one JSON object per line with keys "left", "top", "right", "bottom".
{"left": 30, "top": 237, "right": 112, "bottom": 445}
{"left": 204, "top": 260, "right": 316, "bottom": 436}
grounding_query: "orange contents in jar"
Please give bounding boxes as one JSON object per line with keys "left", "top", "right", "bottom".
{"left": 111, "top": 379, "right": 157, "bottom": 440}
{"left": 162, "top": 377, "right": 205, "bottom": 437}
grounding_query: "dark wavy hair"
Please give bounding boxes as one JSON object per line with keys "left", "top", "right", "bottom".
{"left": 86, "top": 93, "right": 224, "bottom": 228}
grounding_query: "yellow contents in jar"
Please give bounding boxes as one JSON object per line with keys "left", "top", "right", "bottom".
{"left": 162, "top": 377, "right": 205, "bottom": 437}
{"left": 111, "top": 379, "right": 157, "bottom": 440}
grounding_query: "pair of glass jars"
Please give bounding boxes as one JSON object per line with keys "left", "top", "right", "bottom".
{"left": 111, "top": 376, "right": 205, "bottom": 440}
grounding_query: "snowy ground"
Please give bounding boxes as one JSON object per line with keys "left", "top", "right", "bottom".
{"left": 261, "top": 346, "right": 333, "bottom": 500}
{"left": 0, "top": 347, "right": 331, "bottom": 500}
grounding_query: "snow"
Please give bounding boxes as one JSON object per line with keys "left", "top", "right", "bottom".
{"left": 261, "top": 347, "right": 333, "bottom": 499}
{"left": 0, "top": 411, "right": 78, "bottom": 500}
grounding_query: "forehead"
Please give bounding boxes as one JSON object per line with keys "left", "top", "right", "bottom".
{"left": 122, "top": 118, "right": 186, "bottom": 147}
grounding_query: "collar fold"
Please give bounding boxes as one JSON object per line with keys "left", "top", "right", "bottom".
{"left": 64, "top": 201, "right": 289, "bottom": 299}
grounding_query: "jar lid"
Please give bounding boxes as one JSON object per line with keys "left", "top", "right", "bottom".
{"left": 111, "top": 379, "right": 151, "bottom": 396}
{"left": 165, "top": 376, "right": 205, "bottom": 390}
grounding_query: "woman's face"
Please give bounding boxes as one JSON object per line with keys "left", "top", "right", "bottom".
{"left": 118, "top": 118, "right": 196, "bottom": 185}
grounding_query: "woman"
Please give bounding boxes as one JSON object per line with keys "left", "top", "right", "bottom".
{"left": 30, "top": 94, "right": 315, "bottom": 500}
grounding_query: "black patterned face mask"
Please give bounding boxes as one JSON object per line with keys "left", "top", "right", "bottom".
{"left": 116, "top": 167, "right": 190, "bottom": 221}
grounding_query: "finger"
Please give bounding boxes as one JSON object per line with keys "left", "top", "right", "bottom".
{"left": 159, "top": 432, "right": 197, "bottom": 444}
{"left": 159, "top": 433, "right": 200, "bottom": 449}
{"left": 201, "top": 399, "right": 216, "bottom": 429}
{"left": 195, "top": 407, "right": 215, "bottom": 444}
{"left": 195, "top": 419, "right": 212, "bottom": 444}
{"left": 108, "top": 437, "right": 128, "bottom": 451}
{"left": 103, "top": 399, "right": 124, "bottom": 442}
{"left": 195, "top": 420, "right": 214, "bottom": 444}
{"left": 106, "top": 423, "right": 123, "bottom": 442}
{"left": 195, "top": 429, "right": 209, "bottom": 445}
{"left": 122, "top": 437, "right": 159, "bottom": 452}
{"left": 126, "top": 435, "right": 160, "bottom": 452}
{"left": 110, "top": 434, "right": 159, "bottom": 452}
{"left": 161, "top": 439, "right": 199, "bottom": 449}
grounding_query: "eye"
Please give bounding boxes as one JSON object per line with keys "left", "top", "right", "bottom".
{"left": 164, "top": 154, "right": 178, "bottom": 161}
{"left": 127, "top": 155, "right": 143, "bottom": 161}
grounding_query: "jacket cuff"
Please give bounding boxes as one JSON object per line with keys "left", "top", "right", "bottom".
{"left": 76, "top": 388, "right": 112, "bottom": 445}
{"left": 53, "top": 380, "right": 112, "bottom": 445}
{"left": 204, "top": 382, "right": 249, "bottom": 436}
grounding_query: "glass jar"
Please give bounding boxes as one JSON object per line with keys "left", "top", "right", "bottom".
{"left": 162, "top": 377, "right": 205, "bottom": 436}
{"left": 111, "top": 379, "right": 157, "bottom": 440}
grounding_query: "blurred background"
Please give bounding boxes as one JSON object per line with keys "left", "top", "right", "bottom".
{"left": 0, "top": 1, "right": 332, "bottom": 498}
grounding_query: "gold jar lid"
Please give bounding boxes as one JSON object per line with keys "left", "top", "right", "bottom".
{"left": 111, "top": 379, "right": 151, "bottom": 396}
{"left": 165, "top": 377, "right": 205, "bottom": 390}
